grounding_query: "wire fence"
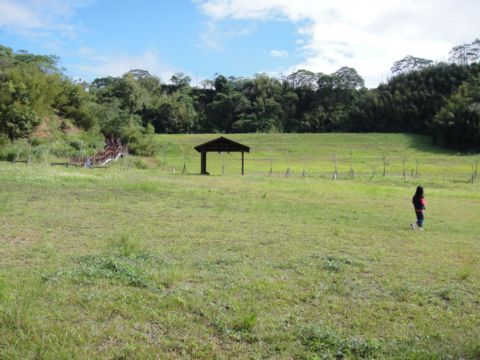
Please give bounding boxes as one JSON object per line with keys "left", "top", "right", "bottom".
{"left": 9, "top": 148, "right": 479, "bottom": 184}
{"left": 169, "top": 153, "right": 480, "bottom": 184}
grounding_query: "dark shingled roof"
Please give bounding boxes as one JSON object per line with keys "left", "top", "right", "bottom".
{"left": 194, "top": 136, "right": 250, "bottom": 153}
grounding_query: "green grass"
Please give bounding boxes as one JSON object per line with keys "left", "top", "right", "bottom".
{"left": 0, "top": 133, "right": 479, "bottom": 359}
{"left": 154, "top": 133, "right": 479, "bottom": 182}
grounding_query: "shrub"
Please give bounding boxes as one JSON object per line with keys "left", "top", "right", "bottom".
{"left": 0, "top": 140, "right": 28, "bottom": 161}
{"left": 124, "top": 124, "right": 159, "bottom": 156}
{"left": 69, "top": 139, "right": 84, "bottom": 150}
{"left": 30, "top": 137, "right": 46, "bottom": 146}
{"left": 132, "top": 158, "right": 149, "bottom": 170}
{"left": 0, "top": 133, "right": 9, "bottom": 147}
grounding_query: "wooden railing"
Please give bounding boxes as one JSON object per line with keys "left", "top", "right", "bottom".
{"left": 70, "top": 144, "right": 128, "bottom": 167}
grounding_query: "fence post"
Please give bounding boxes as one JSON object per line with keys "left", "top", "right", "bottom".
{"left": 27, "top": 139, "right": 32, "bottom": 164}
{"left": 348, "top": 152, "right": 354, "bottom": 179}
{"left": 471, "top": 160, "right": 478, "bottom": 183}
{"left": 182, "top": 146, "right": 188, "bottom": 174}
{"left": 370, "top": 164, "right": 377, "bottom": 180}
{"left": 332, "top": 153, "right": 338, "bottom": 180}
{"left": 382, "top": 155, "right": 388, "bottom": 177}
{"left": 221, "top": 152, "right": 225, "bottom": 176}
{"left": 302, "top": 156, "right": 307, "bottom": 177}
{"left": 285, "top": 149, "right": 291, "bottom": 177}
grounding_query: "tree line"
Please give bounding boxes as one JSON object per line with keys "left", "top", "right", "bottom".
{"left": 1, "top": 40, "right": 479, "bottom": 155}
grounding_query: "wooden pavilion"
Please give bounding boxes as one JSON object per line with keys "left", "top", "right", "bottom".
{"left": 194, "top": 136, "right": 250, "bottom": 175}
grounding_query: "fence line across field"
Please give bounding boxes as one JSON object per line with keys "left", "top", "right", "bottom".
{"left": 9, "top": 146, "right": 479, "bottom": 183}
{"left": 175, "top": 153, "right": 479, "bottom": 182}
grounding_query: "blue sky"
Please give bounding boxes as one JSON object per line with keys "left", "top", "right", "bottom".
{"left": 1, "top": 0, "right": 479, "bottom": 87}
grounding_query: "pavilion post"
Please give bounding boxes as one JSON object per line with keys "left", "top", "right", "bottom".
{"left": 201, "top": 151, "right": 207, "bottom": 175}
{"left": 241, "top": 151, "right": 244, "bottom": 176}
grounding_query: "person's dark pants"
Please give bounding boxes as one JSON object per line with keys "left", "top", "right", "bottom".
{"left": 416, "top": 211, "right": 424, "bottom": 228}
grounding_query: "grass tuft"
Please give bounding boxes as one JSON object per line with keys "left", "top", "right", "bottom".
{"left": 108, "top": 233, "right": 144, "bottom": 257}
{"left": 458, "top": 268, "right": 471, "bottom": 281}
{"left": 232, "top": 312, "right": 257, "bottom": 333}
{"left": 323, "top": 255, "right": 353, "bottom": 272}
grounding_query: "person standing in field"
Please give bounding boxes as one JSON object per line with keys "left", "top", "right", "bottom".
{"left": 411, "top": 186, "right": 426, "bottom": 230}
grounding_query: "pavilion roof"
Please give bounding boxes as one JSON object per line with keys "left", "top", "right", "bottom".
{"left": 194, "top": 136, "right": 250, "bottom": 153}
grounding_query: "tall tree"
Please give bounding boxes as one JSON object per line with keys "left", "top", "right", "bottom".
{"left": 286, "top": 69, "right": 319, "bottom": 90}
{"left": 433, "top": 77, "right": 480, "bottom": 150}
{"left": 333, "top": 67, "right": 365, "bottom": 89}
{"left": 449, "top": 39, "right": 480, "bottom": 65}
{"left": 391, "top": 55, "right": 433, "bottom": 75}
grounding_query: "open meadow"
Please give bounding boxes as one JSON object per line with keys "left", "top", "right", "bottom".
{"left": 0, "top": 134, "right": 479, "bottom": 359}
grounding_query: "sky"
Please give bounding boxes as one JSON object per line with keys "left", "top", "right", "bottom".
{"left": 0, "top": 0, "right": 479, "bottom": 87}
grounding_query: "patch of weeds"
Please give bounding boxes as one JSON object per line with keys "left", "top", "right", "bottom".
{"left": 261, "top": 192, "right": 267, "bottom": 199}
{"left": 435, "top": 287, "right": 453, "bottom": 302}
{"left": 211, "top": 309, "right": 257, "bottom": 343}
{"left": 390, "top": 285, "right": 430, "bottom": 305}
{"left": 344, "top": 337, "right": 381, "bottom": 358}
{"left": 298, "top": 324, "right": 380, "bottom": 359}
{"left": 108, "top": 233, "right": 144, "bottom": 257}
{"left": 30, "top": 242, "right": 56, "bottom": 260}
{"left": 0, "top": 197, "right": 7, "bottom": 213}
{"left": 42, "top": 255, "right": 161, "bottom": 293}
{"left": 390, "top": 285, "right": 416, "bottom": 303}
{"left": 298, "top": 324, "right": 339, "bottom": 353}
{"left": 327, "top": 275, "right": 347, "bottom": 296}
{"left": 194, "top": 257, "right": 239, "bottom": 273}
{"left": 323, "top": 255, "right": 353, "bottom": 272}
{"left": 333, "top": 227, "right": 344, "bottom": 237}
{"left": 0, "top": 273, "right": 6, "bottom": 301}
{"left": 217, "top": 202, "right": 227, "bottom": 213}
{"left": 458, "top": 268, "right": 471, "bottom": 281}
{"left": 211, "top": 317, "right": 229, "bottom": 335}
{"left": 464, "top": 342, "right": 480, "bottom": 359}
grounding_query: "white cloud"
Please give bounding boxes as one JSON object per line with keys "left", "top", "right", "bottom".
{"left": 0, "top": 1, "right": 43, "bottom": 29}
{"left": 198, "top": 21, "right": 223, "bottom": 50}
{"left": 71, "top": 49, "right": 179, "bottom": 82}
{"left": 0, "top": 0, "right": 91, "bottom": 38}
{"left": 197, "top": 0, "right": 480, "bottom": 86}
{"left": 198, "top": 19, "right": 255, "bottom": 50}
{"left": 270, "top": 50, "right": 288, "bottom": 58}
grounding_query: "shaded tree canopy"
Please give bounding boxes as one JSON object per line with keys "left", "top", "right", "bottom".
{"left": 1, "top": 41, "right": 480, "bottom": 152}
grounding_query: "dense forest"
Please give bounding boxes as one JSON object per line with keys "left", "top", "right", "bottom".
{"left": 1, "top": 40, "right": 479, "bottom": 159}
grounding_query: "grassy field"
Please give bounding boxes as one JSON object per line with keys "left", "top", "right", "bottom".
{"left": 0, "top": 134, "right": 479, "bottom": 359}
{"left": 153, "top": 133, "right": 478, "bottom": 181}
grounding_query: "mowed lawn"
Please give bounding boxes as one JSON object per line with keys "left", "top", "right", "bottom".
{"left": 0, "top": 134, "right": 479, "bottom": 359}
